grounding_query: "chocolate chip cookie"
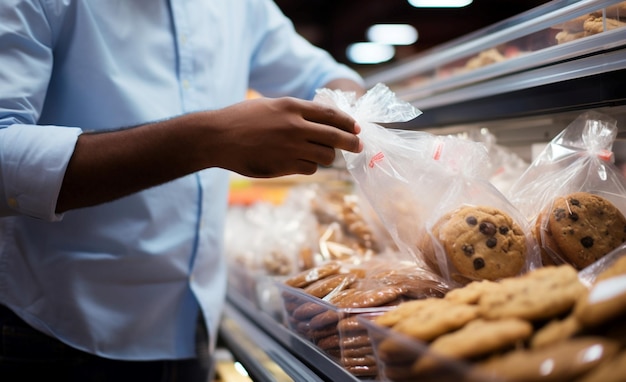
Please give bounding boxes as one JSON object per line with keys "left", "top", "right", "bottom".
{"left": 547, "top": 192, "right": 626, "bottom": 269}
{"left": 435, "top": 205, "right": 527, "bottom": 282}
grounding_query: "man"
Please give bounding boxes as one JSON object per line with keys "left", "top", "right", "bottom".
{"left": 0, "top": 0, "right": 365, "bottom": 380}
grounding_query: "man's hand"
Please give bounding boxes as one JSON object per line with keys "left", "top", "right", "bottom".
{"left": 205, "top": 97, "right": 362, "bottom": 177}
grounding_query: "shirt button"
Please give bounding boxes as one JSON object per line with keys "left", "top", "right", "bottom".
{"left": 183, "top": 80, "right": 190, "bottom": 89}
{"left": 180, "top": 34, "right": 187, "bottom": 45}
{"left": 7, "top": 197, "right": 18, "bottom": 208}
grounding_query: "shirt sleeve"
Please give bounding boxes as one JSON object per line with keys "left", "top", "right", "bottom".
{"left": 247, "top": 0, "right": 364, "bottom": 100}
{"left": 0, "top": 125, "right": 81, "bottom": 221}
{"left": 0, "top": 0, "right": 81, "bottom": 221}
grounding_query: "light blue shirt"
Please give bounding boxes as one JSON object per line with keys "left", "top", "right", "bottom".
{"left": 0, "top": 0, "right": 362, "bottom": 360}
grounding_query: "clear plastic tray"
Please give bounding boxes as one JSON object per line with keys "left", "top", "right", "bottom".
{"left": 357, "top": 314, "right": 495, "bottom": 382}
{"left": 276, "top": 282, "right": 394, "bottom": 379}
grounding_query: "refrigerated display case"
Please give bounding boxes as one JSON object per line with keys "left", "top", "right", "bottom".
{"left": 219, "top": 0, "right": 626, "bottom": 380}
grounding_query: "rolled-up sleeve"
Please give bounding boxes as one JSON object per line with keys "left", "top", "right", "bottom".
{"left": 0, "top": 125, "right": 81, "bottom": 220}
{"left": 0, "top": 0, "right": 81, "bottom": 221}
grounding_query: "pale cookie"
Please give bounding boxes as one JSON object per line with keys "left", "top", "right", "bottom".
{"left": 374, "top": 298, "right": 449, "bottom": 328}
{"left": 443, "top": 279, "right": 500, "bottom": 304}
{"left": 412, "top": 318, "right": 533, "bottom": 373}
{"left": 548, "top": 192, "right": 626, "bottom": 269}
{"left": 556, "top": 30, "right": 586, "bottom": 44}
{"left": 584, "top": 16, "right": 626, "bottom": 35}
{"left": 551, "top": 14, "right": 592, "bottom": 32}
{"left": 476, "top": 337, "right": 620, "bottom": 382}
{"left": 530, "top": 314, "right": 581, "bottom": 349}
{"left": 435, "top": 205, "right": 527, "bottom": 282}
{"left": 479, "top": 265, "right": 586, "bottom": 321}
{"left": 390, "top": 299, "right": 480, "bottom": 342}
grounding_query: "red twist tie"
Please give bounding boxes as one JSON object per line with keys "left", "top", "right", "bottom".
{"left": 433, "top": 142, "right": 443, "bottom": 161}
{"left": 597, "top": 149, "right": 614, "bottom": 162}
{"left": 369, "top": 152, "right": 385, "bottom": 168}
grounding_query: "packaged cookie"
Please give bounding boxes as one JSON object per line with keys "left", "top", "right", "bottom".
{"left": 508, "top": 111, "right": 626, "bottom": 269}
{"left": 279, "top": 257, "right": 448, "bottom": 379}
{"left": 360, "top": 262, "right": 626, "bottom": 382}
{"left": 315, "top": 84, "right": 538, "bottom": 286}
{"left": 314, "top": 83, "right": 442, "bottom": 269}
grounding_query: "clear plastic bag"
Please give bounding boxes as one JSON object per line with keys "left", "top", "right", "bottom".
{"left": 315, "top": 84, "right": 539, "bottom": 285}
{"left": 508, "top": 111, "right": 626, "bottom": 269}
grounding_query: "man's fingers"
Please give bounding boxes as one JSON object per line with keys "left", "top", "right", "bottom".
{"left": 300, "top": 101, "right": 359, "bottom": 134}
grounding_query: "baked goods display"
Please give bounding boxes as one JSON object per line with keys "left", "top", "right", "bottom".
{"left": 225, "top": 97, "right": 626, "bottom": 380}
{"left": 553, "top": 1, "right": 626, "bottom": 44}
{"left": 534, "top": 192, "right": 626, "bottom": 269}
{"left": 364, "top": 261, "right": 626, "bottom": 381}
{"left": 280, "top": 260, "right": 448, "bottom": 378}
{"left": 225, "top": 183, "right": 396, "bottom": 305}
{"left": 463, "top": 48, "right": 506, "bottom": 70}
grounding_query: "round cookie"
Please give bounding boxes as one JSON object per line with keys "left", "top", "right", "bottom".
{"left": 478, "top": 264, "right": 586, "bottom": 321}
{"left": 529, "top": 315, "right": 581, "bottom": 349}
{"left": 476, "top": 337, "right": 621, "bottom": 382}
{"left": 574, "top": 273, "right": 626, "bottom": 328}
{"left": 547, "top": 192, "right": 626, "bottom": 269}
{"left": 435, "top": 205, "right": 527, "bottom": 282}
{"left": 284, "top": 261, "right": 342, "bottom": 288}
{"left": 412, "top": 317, "right": 533, "bottom": 372}
{"left": 584, "top": 15, "right": 626, "bottom": 35}
{"left": 303, "top": 273, "right": 356, "bottom": 298}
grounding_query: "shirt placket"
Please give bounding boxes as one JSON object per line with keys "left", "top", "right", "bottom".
{"left": 170, "top": 0, "right": 196, "bottom": 113}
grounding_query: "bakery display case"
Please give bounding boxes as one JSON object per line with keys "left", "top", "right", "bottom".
{"left": 365, "top": 0, "right": 626, "bottom": 135}
{"left": 219, "top": 0, "right": 626, "bottom": 381}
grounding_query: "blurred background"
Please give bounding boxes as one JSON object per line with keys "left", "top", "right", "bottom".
{"left": 274, "top": 0, "right": 551, "bottom": 71}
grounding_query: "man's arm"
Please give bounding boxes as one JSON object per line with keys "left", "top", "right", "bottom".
{"left": 56, "top": 96, "right": 362, "bottom": 213}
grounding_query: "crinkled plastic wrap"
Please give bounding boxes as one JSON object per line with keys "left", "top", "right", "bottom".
{"left": 508, "top": 111, "right": 626, "bottom": 268}
{"left": 315, "top": 84, "right": 539, "bottom": 285}
{"left": 509, "top": 111, "right": 626, "bottom": 220}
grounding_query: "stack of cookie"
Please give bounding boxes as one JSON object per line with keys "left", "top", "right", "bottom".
{"left": 365, "top": 259, "right": 626, "bottom": 382}
{"left": 280, "top": 260, "right": 448, "bottom": 378}
{"left": 534, "top": 191, "right": 626, "bottom": 269}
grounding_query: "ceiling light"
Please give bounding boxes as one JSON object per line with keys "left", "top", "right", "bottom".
{"left": 408, "top": 0, "right": 472, "bottom": 8}
{"left": 367, "top": 24, "right": 418, "bottom": 45}
{"left": 346, "top": 42, "right": 395, "bottom": 65}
